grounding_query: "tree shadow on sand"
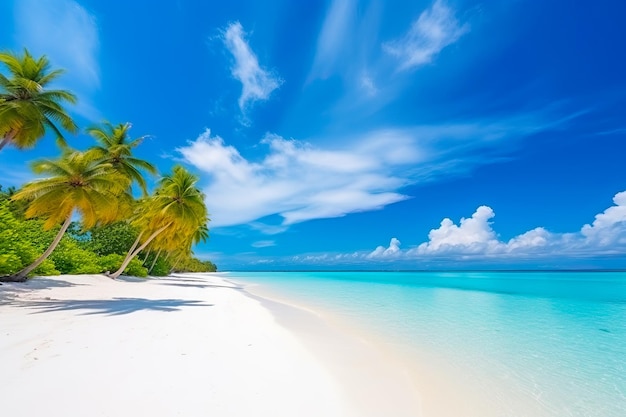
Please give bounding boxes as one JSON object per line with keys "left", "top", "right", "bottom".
{"left": 157, "top": 281, "right": 243, "bottom": 290}
{"left": 0, "top": 277, "right": 82, "bottom": 302}
{"left": 15, "top": 297, "right": 213, "bottom": 316}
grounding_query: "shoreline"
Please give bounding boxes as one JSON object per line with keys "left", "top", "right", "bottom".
{"left": 0, "top": 273, "right": 420, "bottom": 417}
{"left": 228, "top": 273, "right": 512, "bottom": 417}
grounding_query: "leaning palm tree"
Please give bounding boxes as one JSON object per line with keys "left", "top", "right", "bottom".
{"left": 1, "top": 150, "right": 129, "bottom": 282}
{"left": 0, "top": 49, "right": 77, "bottom": 152}
{"left": 109, "top": 165, "right": 209, "bottom": 279}
{"left": 87, "top": 121, "right": 157, "bottom": 195}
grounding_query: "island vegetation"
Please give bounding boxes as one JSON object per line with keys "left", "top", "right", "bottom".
{"left": 0, "top": 49, "right": 216, "bottom": 282}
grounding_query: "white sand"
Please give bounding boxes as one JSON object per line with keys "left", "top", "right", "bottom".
{"left": 0, "top": 273, "right": 420, "bottom": 417}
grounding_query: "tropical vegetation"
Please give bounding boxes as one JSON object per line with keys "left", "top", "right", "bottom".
{"left": 0, "top": 49, "right": 77, "bottom": 151}
{"left": 0, "top": 49, "right": 216, "bottom": 282}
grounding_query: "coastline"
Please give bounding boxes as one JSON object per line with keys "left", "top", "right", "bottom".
{"left": 1, "top": 273, "right": 420, "bottom": 417}
{"left": 228, "top": 273, "right": 511, "bottom": 417}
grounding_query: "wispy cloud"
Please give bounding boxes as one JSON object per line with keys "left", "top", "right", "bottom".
{"left": 360, "top": 72, "right": 378, "bottom": 96}
{"left": 178, "top": 129, "right": 413, "bottom": 228}
{"left": 178, "top": 110, "right": 575, "bottom": 231}
{"left": 308, "top": 0, "right": 357, "bottom": 81}
{"left": 222, "top": 21, "right": 282, "bottom": 112}
{"left": 251, "top": 240, "right": 276, "bottom": 248}
{"left": 383, "top": 0, "right": 469, "bottom": 71}
{"left": 13, "top": 0, "right": 100, "bottom": 118}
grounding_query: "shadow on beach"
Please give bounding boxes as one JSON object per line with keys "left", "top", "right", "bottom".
{"left": 156, "top": 280, "right": 243, "bottom": 290}
{"left": 0, "top": 277, "right": 83, "bottom": 302}
{"left": 11, "top": 297, "right": 213, "bottom": 316}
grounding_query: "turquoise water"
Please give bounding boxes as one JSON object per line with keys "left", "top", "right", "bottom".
{"left": 229, "top": 271, "right": 626, "bottom": 417}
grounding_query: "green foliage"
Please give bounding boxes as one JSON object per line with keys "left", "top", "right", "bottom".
{"left": 174, "top": 257, "right": 218, "bottom": 273}
{"left": 0, "top": 49, "right": 77, "bottom": 150}
{"left": 98, "top": 253, "right": 147, "bottom": 277}
{"left": 0, "top": 201, "right": 59, "bottom": 276}
{"left": 147, "top": 255, "right": 171, "bottom": 276}
{"left": 49, "top": 238, "right": 102, "bottom": 274}
{"left": 98, "top": 254, "right": 126, "bottom": 273}
{"left": 125, "top": 259, "right": 148, "bottom": 277}
{"left": 88, "top": 222, "right": 139, "bottom": 256}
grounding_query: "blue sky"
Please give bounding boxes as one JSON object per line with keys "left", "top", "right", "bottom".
{"left": 1, "top": 0, "right": 625, "bottom": 270}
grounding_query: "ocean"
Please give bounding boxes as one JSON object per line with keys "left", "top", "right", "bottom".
{"left": 228, "top": 271, "right": 626, "bottom": 417}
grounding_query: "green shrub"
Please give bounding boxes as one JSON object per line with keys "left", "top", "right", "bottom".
{"left": 147, "top": 255, "right": 171, "bottom": 276}
{"left": 50, "top": 239, "right": 101, "bottom": 274}
{"left": 125, "top": 259, "right": 148, "bottom": 277}
{"left": 98, "top": 254, "right": 147, "bottom": 277}
{"left": 33, "top": 260, "right": 60, "bottom": 276}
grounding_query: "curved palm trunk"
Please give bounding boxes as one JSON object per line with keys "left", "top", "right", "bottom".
{"left": 170, "top": 253, "right": 186, "bottom": 273}
{"left": 4, "top": 215, "right": 73, "bottom": 282}
{"left": 148, "top": 249, "right": 162, "bottom": 275}
{"left": 0, "top": 130, "right": 17, "bottom": 152}
{"left": 127, "top": 231, "right": 144, "bottom": 256}
{"left": 142, "top": 248, "right": 152, "bottom": 266}
{"left": 109, "top": 223, "right": 171, "bottom": 279}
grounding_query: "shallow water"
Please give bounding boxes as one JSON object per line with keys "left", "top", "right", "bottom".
{"left": 230, "top": 271, "right": 626, "bottom": 417}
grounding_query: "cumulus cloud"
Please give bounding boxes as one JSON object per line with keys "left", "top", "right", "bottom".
{"left": 383, "top": 0, "right": 469, "bottom": 71}
{"left": 366, "top": 190, "right": 626, "bottom": 261}
{"left": 368, "top": 238, "right": 401, "bottom": 258}
{"left": 415, "top": 206, "right": 501, "bottom": 255}
{"left": 222, "top": 21, "right": 282, "bottom": 111}
{"left": 580, "top": 191, "right": 626, "bottom": 247}
{"left": 13, "top": 0, "right": 100, "bottom": 117}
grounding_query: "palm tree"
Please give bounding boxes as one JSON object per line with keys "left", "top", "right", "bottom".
{"left": 0, "top": 49, "right": 77, "bottom": 152}
{"left": 87, "top": 121, "right": 157, "bottom": 195}
{"left": 169, "top": 223, "right": 209, "bottom": 273}
{"left": 109, "top": 166, "right": 209, "bottom": 279}
{"left": 1, "top": 150, "right": 129, "bottom": 282}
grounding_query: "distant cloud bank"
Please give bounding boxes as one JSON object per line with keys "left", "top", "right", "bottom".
{"left": 367, "top": 190, "right": 626, "bottom": 261}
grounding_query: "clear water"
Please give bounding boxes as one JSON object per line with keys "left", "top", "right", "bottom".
{"left": 228, "top": 271, "right": 626, "bottom": 417}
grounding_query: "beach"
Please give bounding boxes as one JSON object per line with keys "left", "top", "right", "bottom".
{"left": 0, "top": 273, "right": 421, "bottom": 417}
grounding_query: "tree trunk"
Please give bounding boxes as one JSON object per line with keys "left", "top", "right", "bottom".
{"left": 170, "top": 255, "right": 183, "bottom": 273}
{"left": 109, "top": 223, "right": 171, "bottom": 279}
{"left": 0, "top": 137, "right": 10, "bottom": 152}
{"left": 127, "top": 231, "right": 144, "bottom": 256}
{"left": 3, "top": 215, "right": 73, "bottom": 282}
{"left": 142, "top": 248, "right": 152, "bottom": 266}
{"left": 148, "top": 249, "right": 162, "bottom": 274}
{"left": 0, "top": 130, "right": 17, "bottom": 152}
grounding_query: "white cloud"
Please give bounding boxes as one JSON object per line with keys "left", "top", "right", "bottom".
{"left": 178, "top": 129, "right": 414, "bottom": 228}
{"left": 368, "top": 238, "right": 401, "bottom": 258}
{"left": 13, "top": 0, "right": 100, "bottom": 117}
{"left": 179, "top": 111, "right": 577, "bottom": 231}
{"left": 383, "top": 0, "right": 469, "bottom": 71}
{"left": 415, "top": 206, "right": 501, "bottom": 255}
{"left": 580, "top": 191, "right": 626, "bottom": 247}
{"left": 222, "top": 21, "right": 282, "bottom": 111}
{"left": 365, "top": 190, "right": 626, "bottom": 261}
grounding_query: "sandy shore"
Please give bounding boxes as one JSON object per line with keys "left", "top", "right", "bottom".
{"left": 0, "top": 273, "right": 420, "bottom": 417}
